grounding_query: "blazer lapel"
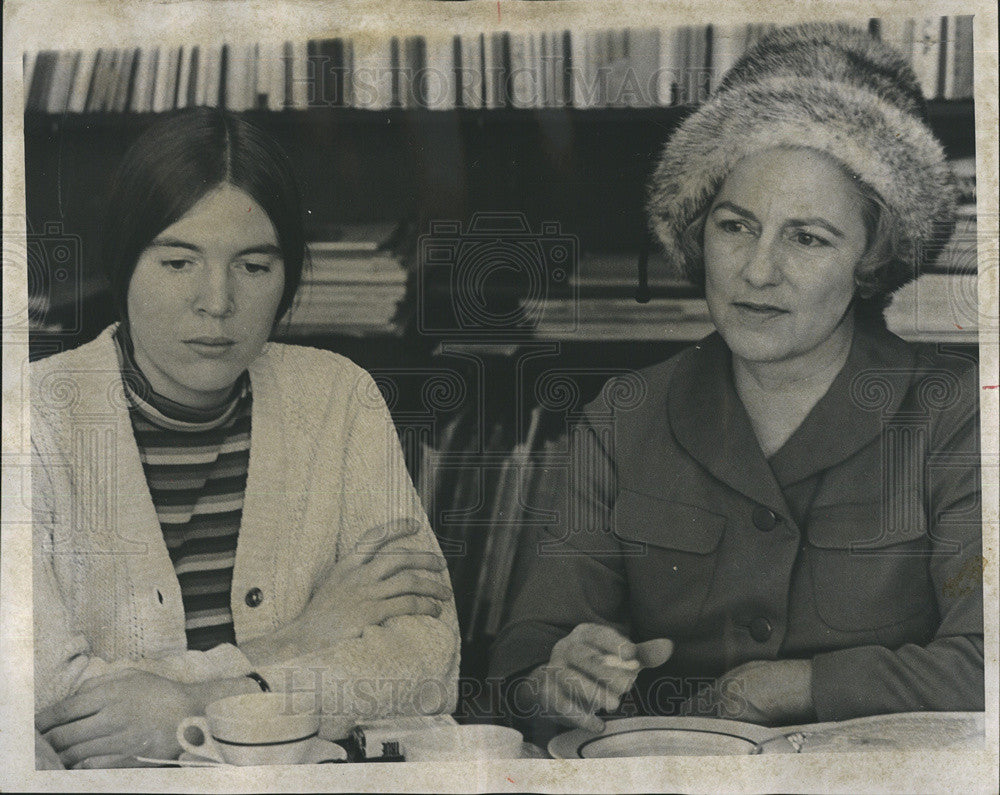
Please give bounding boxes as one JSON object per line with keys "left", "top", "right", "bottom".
{"left": 666, "top": 333, "right": 793, "bottom": 518}
{"left": 768, "top": 322, "right": 918, "bottom": 489}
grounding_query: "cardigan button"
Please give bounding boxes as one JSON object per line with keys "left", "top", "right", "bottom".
{"left": 752, "top": 506, "right": 778, "bottom": 532}
{"left": 245, "top": 587, "right": 264, "bottom": 608}
{"left": 749, "top": 616, "right": 773, "bottom": 642}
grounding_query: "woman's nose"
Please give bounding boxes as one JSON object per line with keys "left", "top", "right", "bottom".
{"left": 739, "top": 234, "right": 783, "bottom": 288}
{"left": 194, "top": 266, "right": 234, "bottom": 317}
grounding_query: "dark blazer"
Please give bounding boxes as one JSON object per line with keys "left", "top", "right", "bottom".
{"left": 490, "top": 321, "right": 983, "bottom": 723}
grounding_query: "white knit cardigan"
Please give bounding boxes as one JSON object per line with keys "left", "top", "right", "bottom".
{"left": 32, "top": 325, "right": 459, "bottom": 726}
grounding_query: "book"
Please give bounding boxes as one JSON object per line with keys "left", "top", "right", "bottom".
{"left": 68, "top": 49, "right": 97, "bottom": 113}
{"left": 508, "top": 31, "right": 532, "bottom": 109}
{"left": 710, "top": 23, "right": 750, "bottom": 90}
{"left": 94, "top": 49, "right": 120, "bottom": 112}
{"left": 352, "top": 35, "right": 394, "bottom": 110}
{"left": 657, "top": 26, "right": 685, "bottom": 105}
{"left": 259, "top": 41, "right": 283, "bottom": 111}
{"left": 23, "top": 51, "right": 38, "bottom": 108}
{"left": 687, "top": 25, "right": 711, "bottom": 103}
{"left": 488, "top": 32, "right": 511, "bottom": 109}
{"left": 456, "top": 32, "right": 484, "bottom": 109}
{"left": 424, "top": 32, "right": 456, "bottom": 110}
{"left": 112, "top": 48, "right": 137, "bottom": 112}
{"left": 151, "top": 47, "right": 171, "bottom": 112}
{"left": 176, "top": 43, "right": 192, "bottom": 108}
{"left": 948, "top": 15, "right": 974, "bottom": 99}
{"left": 603, "top": 28, "right": 633, "bottom": 108}
{"left": 23, "top": 19, "right": 970, "bottom": 114}
{"left": 162, "top": 46, "right": 181, "bottom": 111}
{"left": 567, "top": 29, "right": 590, "bottom": 108}
{"left": 624, "top": 28, "right": 659, "bottom": 109}
{"left": 306, "top": 221, "right": 400, "bottom": 252}
{"left": 45, "top": 50, "right": 80, "bottom": 114}
{"left": 910, "top": 16, "right": 945, "bottom": 99}
{"left": 289, "top": 40, "right": 308, "bottom": 109}
{"left": 402, "top": 35, "right": 426, "bottom": 108}
{"left": 27, "top": 50, "right": 55, "bottom": 112}
{"left": 130, "top": 48, "right": 156, "bottom": 113}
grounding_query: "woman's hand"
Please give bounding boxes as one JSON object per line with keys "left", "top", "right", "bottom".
{"left": 687, "top": 659, "right": 815, "bottom": 726}
{"left": 35, "top": 671, "right": 206, "bottom": 768}
{"left": 293, "top": 519, "right": 453, "bottom": 643}
{"left": 519, "top": 623, "right": 674, "bottom": 733}
{"left": 35, "top": 729, "right": 64, "bottom": 770}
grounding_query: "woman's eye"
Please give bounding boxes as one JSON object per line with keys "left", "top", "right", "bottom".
{"left": 718, "top": 219, "right": 751, "bottom": 234}
{"left": 162, "top": 259, "right": 193, "bottom": 270}
{"left": 239, "top": 261, "right": 271, "bottom": 274}
{"left": 791, "top": 231, "right": 830, "bottom": 247}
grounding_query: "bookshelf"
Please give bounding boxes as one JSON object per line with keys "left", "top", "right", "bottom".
{"left": 22, "top": 18, "right": 981, "bottom": 701}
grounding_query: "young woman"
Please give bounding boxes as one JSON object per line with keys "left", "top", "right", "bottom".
{"left": 491, "top": 23, "right": 983, "bottom": 738}
{"left": 32, "top": 109, "right": 459, "bottom": 768}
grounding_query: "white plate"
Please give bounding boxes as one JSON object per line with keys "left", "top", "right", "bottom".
{"left": 178, "top": 737, "right": 347, "bottom": 766}
{"left": 548, "top": 717, "right": 796, "bottom": 759}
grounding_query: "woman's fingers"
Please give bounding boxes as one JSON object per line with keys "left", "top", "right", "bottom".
{"left": 543, "top": 685, "right": 606, "bottom": 734}
{"left": 635, "top": 638, "right": 674, "bottom": 669}
{"left": 353, "top": 519, "right": 423, "bottom": 562}
{"left": 57, "top": 732, "right": 128, "bottom": 769}
{"left": 536, "top": 667, "right": 616, "bottom": 732}
{"left": 36, "top": 686, "right": 110, "bottom": 734}
{"left": 370, "top": 570, "right": 452, "bottom": 601}
{"left": 563, "top": 643, "right": 639, "bottom": 695}
{"left": 367, "top": 594, "right": 443, "bottom": 624}
{"left": 73, "top": 755, "right": 136, "bottom": 769}
{"left": 569, "top": 623, "right": 639, "bottom": 660}
{"left": 367, "top": 549, "right": 449, "bottom": 581}
{"left": 43, "top": 711, "right": 119, "bottom": 754}
{"left": 34, "top": 731, "right": 64, "bottom": 770}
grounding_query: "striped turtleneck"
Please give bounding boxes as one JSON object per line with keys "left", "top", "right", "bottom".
{"left": 114, "top": 326, "right": 252, "bottom": 652}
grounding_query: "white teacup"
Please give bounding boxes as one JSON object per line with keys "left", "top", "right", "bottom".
{"left": 402, "top": 725, "right": 523, "bottom": 761}
{"left": 177, "top": 693, "right": 320, "bottom": 766}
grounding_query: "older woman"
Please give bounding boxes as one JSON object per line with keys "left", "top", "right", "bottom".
{"left": 490, "top": 24, "right": 982, "bottom": 737}
{"left": 32, "top": 109, "right": 459, "bottom": 768}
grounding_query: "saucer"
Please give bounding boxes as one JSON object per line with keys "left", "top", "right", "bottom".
{"left": 179, "top": 737, "right": 347, "bottom": 766}
{"left": 549, "top": 717, "right": 796, "bottom": 758}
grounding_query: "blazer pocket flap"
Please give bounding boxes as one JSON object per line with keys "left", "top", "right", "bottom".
{"left": 807, "top": 502, "right": 926, "bottom": 550}
{"left": 614, "top": 489, "right": 726, "bottom": 553}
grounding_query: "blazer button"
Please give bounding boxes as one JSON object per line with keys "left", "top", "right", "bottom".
{"left": 749, "top": 616, "right": 773, "bottom": 642}
{"left": 245, "top": 587, "right": 264, "bottom": 608}
{"left": 752, "top": 506, "right": 778, "bottom": 532}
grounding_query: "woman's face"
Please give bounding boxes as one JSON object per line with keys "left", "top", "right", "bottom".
{"left": 703, "top": 147, "right": 869, "bottom": 372}
{"left": 126, "top": 184, "right": 285, "bottom": 408}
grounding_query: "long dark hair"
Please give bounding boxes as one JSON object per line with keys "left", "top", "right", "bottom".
{"left": 100, "top": 107, "right": 306, "bottom": 328}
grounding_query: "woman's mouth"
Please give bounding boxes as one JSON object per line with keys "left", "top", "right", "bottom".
{"left": 184, "top": 337, "right": 237, "bottom": 357}
{"left": 731, "top": 301, "right": 789, "bottom": 320}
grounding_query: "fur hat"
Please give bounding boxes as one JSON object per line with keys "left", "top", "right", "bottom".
{"left": 648, "top": 22, "right": 957, "bottom": 296}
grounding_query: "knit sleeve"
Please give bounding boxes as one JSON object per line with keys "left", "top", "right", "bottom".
{"left": 33, "top": 433, "right": 114, "bottom": 711}
{"left": 32, "top": 418, "right": 255, "bottom": 714}
{"left": 252, "top": 367, "right": 460, "bottom": 721}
